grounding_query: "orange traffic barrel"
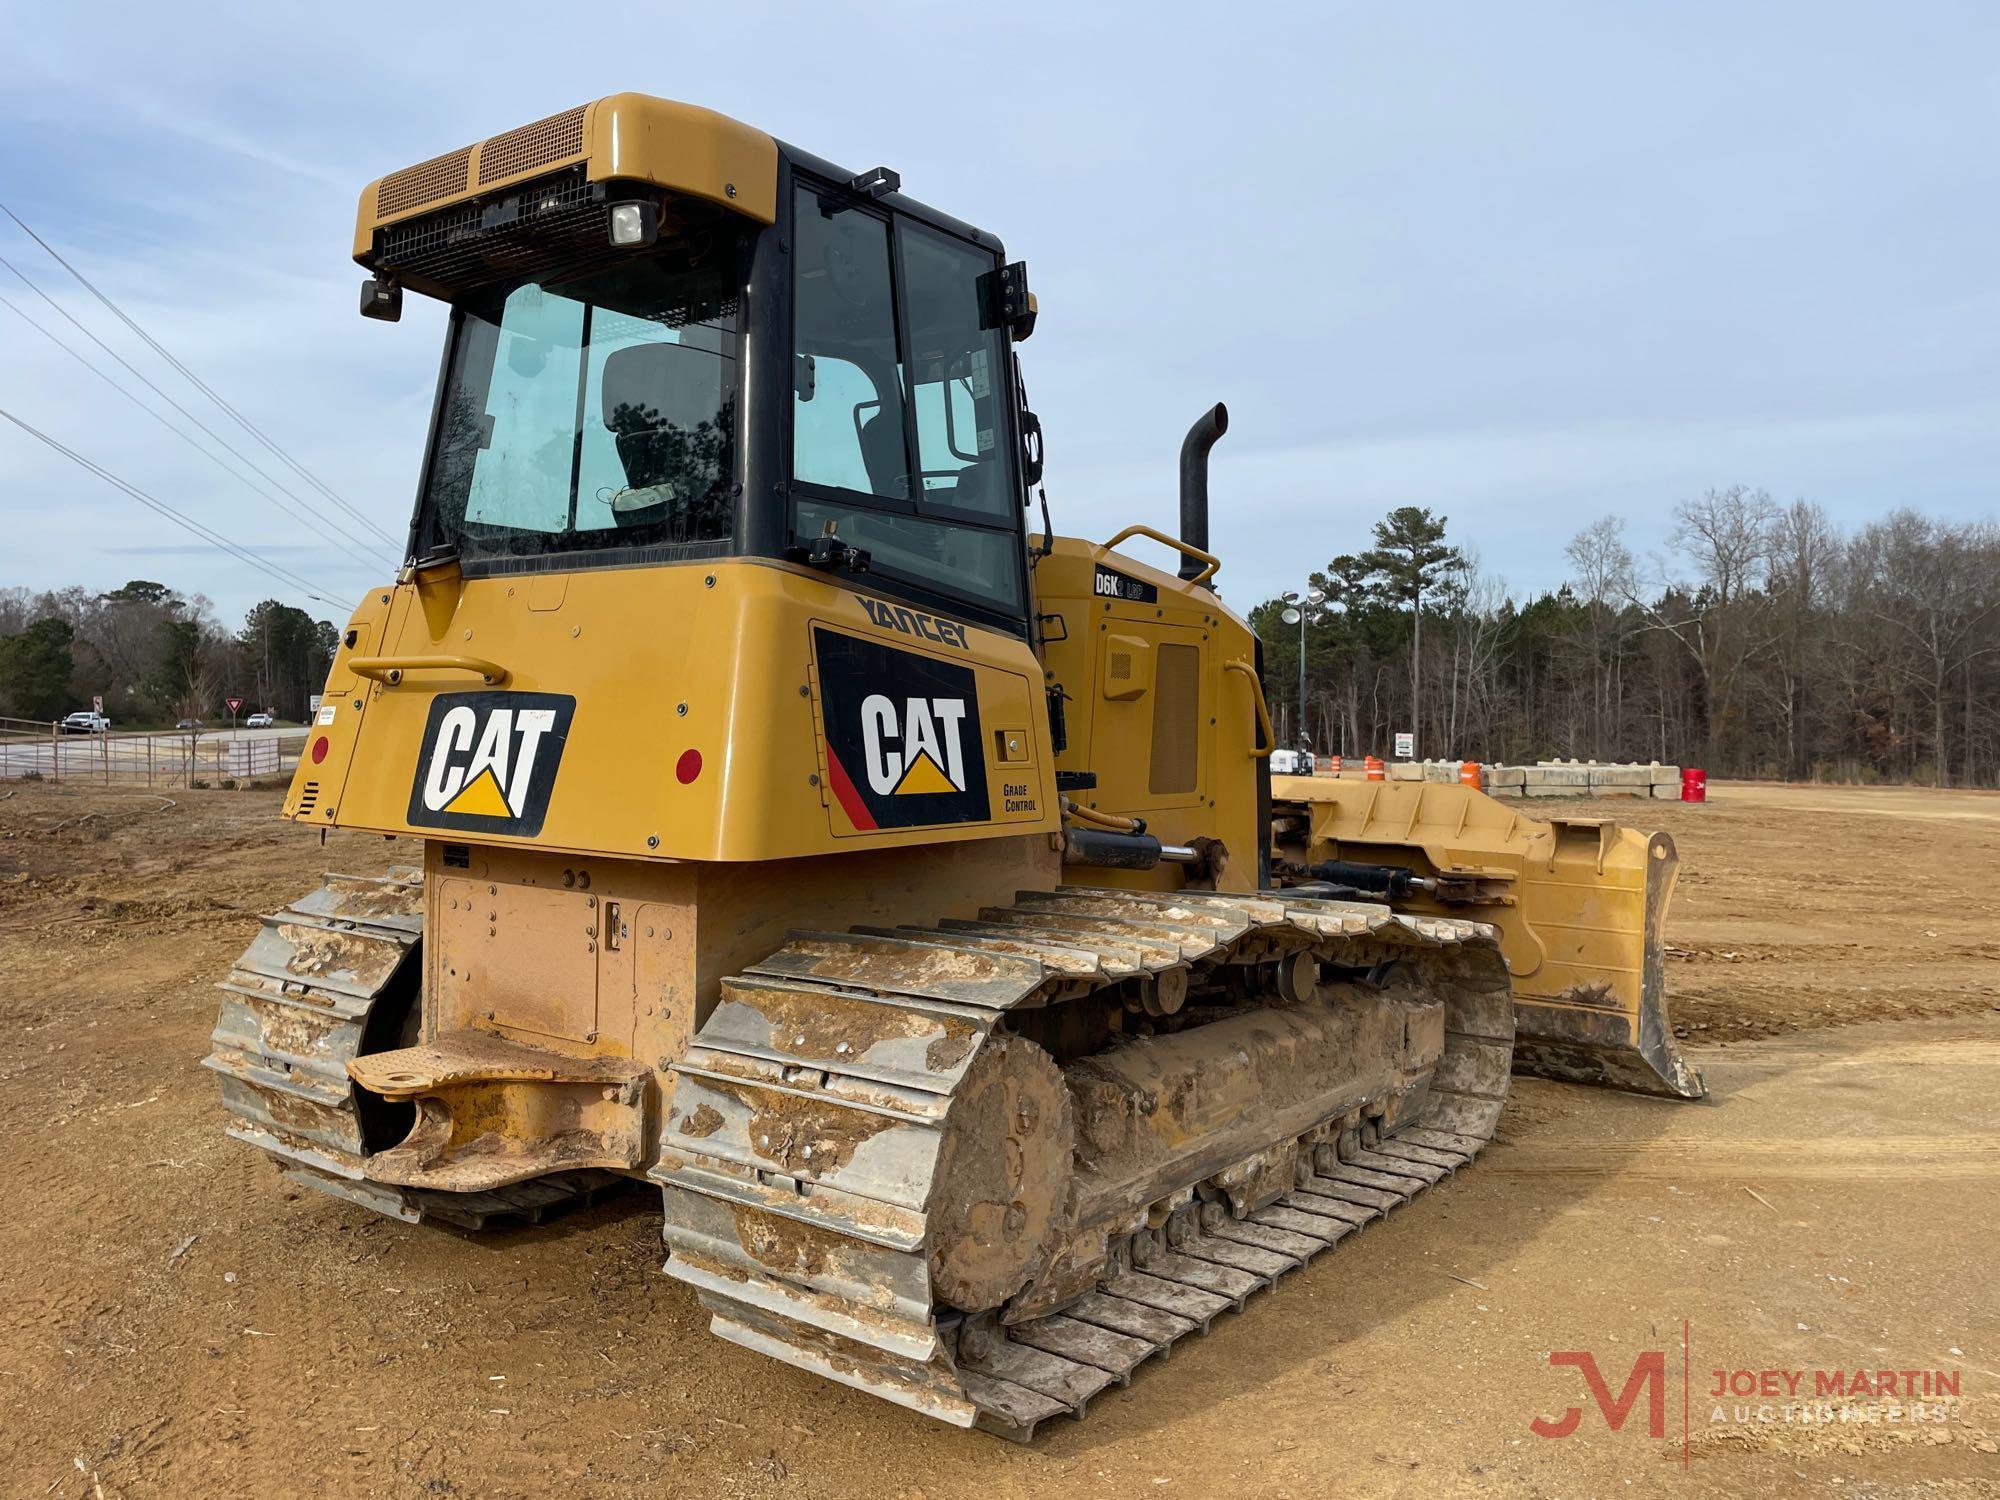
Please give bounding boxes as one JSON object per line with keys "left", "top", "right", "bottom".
{"left": 1364, "top": 756, "right": 1385, "bottom": 782}
{"left": 1459, "top": 761, "right": 1482, "bottom": 789}
{"left": 1328, "top": 755, "right": 1343, "bottom": 777}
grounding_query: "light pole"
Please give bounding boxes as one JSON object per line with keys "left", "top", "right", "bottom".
{"left": 1280, "top": 588, "right": 1325, "bottom": 753}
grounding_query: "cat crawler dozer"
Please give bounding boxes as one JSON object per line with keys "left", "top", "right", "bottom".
{"left": 206, "top": 94, "right": 1703, "bottom": 1441}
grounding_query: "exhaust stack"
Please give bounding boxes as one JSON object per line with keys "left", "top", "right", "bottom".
{"left": 1178, "top": 403, "right": 1228, "bottom": 583}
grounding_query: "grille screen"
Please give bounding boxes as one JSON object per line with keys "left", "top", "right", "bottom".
{"left": 296, "top": 781, "right": 319, "bottom": 813}
{"left": 376, "top": 168, "right": 605, "bottom": 290}
{"left": 376, "top": 146, "right": 473, "bottom": 218}
{"left": 477, "top": 105, "right": 587, "bottom": 186}
{"left": 1148, "top": 643, "right": 1200, "bottom": 795}
{"left": 1109, "top": 651, "right": 1133, "bottom": 682}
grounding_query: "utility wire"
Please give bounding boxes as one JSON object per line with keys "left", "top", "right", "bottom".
{"left": 0, "top": 406, "right": 342, "bottom": 606}
{"left": 0, "top": 289, "right": 397, "bottom": 570}
{"left": 0, "top": 250, "right": 398, "bottom": 569}
{"left": 0, "top": 200, "right": 401, "bottom": 547}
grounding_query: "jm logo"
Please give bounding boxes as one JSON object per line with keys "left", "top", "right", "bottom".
{"left": 1531, "top": 1351, "right": 1667, "bottom": 1440}
{"left": 407, "top": 691, "right": 574, "bottom": 834}
{"left": 861, "top": 694, "right": 969, "bottom": 797}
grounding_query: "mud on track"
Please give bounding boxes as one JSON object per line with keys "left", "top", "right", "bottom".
{"left": 0, "top": 779, "right": 1995, "bottom": 1497}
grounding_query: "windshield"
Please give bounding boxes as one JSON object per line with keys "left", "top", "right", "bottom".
{"left": 416, "top": 231, "right": 742, "bottom": 564}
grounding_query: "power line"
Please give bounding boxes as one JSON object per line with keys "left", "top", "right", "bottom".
{"left": 0, "top": 289, "right": 398, "bottom": 571}
{"left": 0, "top": 405, "right": 343, "bottom": 607}
{"left": 0, "top": 250, "right": 398, "bottom": 570}
{"left": 0, "top": 200, "right": 401, "bottom": 548}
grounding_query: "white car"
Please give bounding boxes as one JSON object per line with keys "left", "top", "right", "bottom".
{"left": 245, "top": 712, "right": 276, "bottom": 728}
{"left": 60, "top": 711, "right": 111, "bottom": 734}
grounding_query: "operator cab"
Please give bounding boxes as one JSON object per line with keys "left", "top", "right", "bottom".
{"left": 364, "top": 100, "right": 1039, "bottom": 637}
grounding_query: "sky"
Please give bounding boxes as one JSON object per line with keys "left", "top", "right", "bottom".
{"left": 1, "top": 1, "right": 1994, "bottom": 626}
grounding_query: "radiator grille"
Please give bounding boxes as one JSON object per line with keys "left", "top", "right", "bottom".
{"left": 1148, "top": 643, "right": 1200, "bottom": 795}
{"left": 477, "top": 104, "right": 587, "bottom": 186}
{"left": 376, "top": 146, "right": 473, "bottom": 218}
{"left": 1109, "top": 651, "right": 1133, "bottom": 682}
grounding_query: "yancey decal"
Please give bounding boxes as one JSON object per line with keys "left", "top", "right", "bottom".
{"left": 856, "top": 596, "right": 972, "bottom": 650}
{"left": 814, "top": 628, "right": 988, "bottom": 831}
{"left": 405, "top": 691, "right": 575, "bottom": 837}
{"left": 1092, "top": 564, "right": 1158, "bottom": 604}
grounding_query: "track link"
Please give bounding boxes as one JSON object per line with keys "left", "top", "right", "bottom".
{"left": 205, "top": 869, "right": 622, "bottom": 1230}
{"left": 656, "top": 886, "right": 1512, "bottom": 1439}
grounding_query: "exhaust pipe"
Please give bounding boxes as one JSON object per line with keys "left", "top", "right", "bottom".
{"left": 1178, "top": 402, "right": 1228, "bottom": 583}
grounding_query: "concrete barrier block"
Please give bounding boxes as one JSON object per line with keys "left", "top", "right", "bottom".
{"left": 1527, "top": 766, "right": 1593, "bottom": 787}
{"left": 1588, "top": 766, "right": 1652, "bottom": 788}
{"left": 1387, "top": 762, "right": 1423, "bottom": 782}
{"left": 1524, "top": 782, "right": 1587, "bottom": 797}
{"left": 1487, "top": 765, "right": 1527, "bottom": 787}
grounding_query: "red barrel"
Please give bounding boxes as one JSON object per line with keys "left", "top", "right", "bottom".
{"left": 1681, "top": 767, "right": 1707, "bottom": 802}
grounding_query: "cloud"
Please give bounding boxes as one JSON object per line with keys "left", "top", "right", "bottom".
{"left": 1, "top": 0, "right": 1993, "bottom": 629}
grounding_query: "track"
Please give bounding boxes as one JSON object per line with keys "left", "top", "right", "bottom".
{"left": 204, "top": 870, "right": 621, "bottom": 1229}
{"left": 655, "top": 886, "right": 1512, "bottom": 1440}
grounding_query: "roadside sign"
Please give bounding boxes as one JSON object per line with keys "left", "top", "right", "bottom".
{"left": 1395, "top": 731, "right": 1414, "bottom": 758}
{"left": 226, "top": 696, "right": 245, "bottom": 714}
{"left": 91, "top": 695, "right": 103, "bottom": 715}
{"left": 309, "top": 694, "right": 323, "bottom": 719}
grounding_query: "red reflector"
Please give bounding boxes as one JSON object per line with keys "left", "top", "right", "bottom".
{"left": 675, "top": 748, "right": 702, "bottom": 784}
{"left": 310, "top": 735, "right": 330, "bottom": 764}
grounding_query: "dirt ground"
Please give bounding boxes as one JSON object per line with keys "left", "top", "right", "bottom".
{"left": 0, "top": 777, "right": 1995, "bottom": 1498}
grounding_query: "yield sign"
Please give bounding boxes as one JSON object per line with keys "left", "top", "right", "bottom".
{"left": 226, "top": 696, "right": 245, "bottom": 714}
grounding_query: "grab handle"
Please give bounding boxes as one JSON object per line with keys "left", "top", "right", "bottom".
{"left": 1099, "top": 525, "right": 1220, "bottom": 586}
{"left": 348, "top": 655, "right": 509, "bottom": 687}
{"left": 1224, "top": 658, "right": 1273, "bottom": 758}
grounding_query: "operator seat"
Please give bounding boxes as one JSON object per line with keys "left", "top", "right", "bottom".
{"left": 600, "top": 340, "right": 731, "bottom": 538}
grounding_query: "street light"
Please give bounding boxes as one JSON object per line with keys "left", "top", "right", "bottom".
{"left": 1280, "top": 588, "right": 1325, "bottom": 754}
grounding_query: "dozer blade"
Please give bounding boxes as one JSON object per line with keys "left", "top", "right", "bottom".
{"left": 1270, "top": 775, "right": 1705, "bottom": 1100}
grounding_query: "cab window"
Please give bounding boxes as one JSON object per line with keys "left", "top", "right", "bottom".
{"left": 789, "top": 183, "right": 1023, "bottom": 618}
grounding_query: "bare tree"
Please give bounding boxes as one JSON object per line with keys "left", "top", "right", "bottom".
{"left": 1622, "top": 486, "right": 1778, "bottom": 766}
{"left": 1566, "top": 517, "right": 1636, "bottom": 758}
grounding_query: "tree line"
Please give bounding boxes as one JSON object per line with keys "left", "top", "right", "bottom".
{"left": 0, "top": 582, "right": 336, "bottom": 725}
{"left": 1250, "top": 491, "right": 2000, "bottom": 787}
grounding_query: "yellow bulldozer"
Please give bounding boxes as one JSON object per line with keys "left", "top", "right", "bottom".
{"left": 206, "top": 94, "right": 1702, "bottom": 1440}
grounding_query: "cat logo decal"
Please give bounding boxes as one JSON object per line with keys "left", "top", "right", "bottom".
{"left": 813, "top": 628, "right": 988, "bottom": 831}
{"left": 406, "top": 691, "right": 575, "bottom": 836}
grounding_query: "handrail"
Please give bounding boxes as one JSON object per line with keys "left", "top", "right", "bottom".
{"left": 1099, "top": 525, "right": 1220, "bottom": 586}
{"left": 1224, "top": 658, "right": 1274, "bottom": 759}
{"left": 348, "top": 655, "right": 509, "bottom": 687}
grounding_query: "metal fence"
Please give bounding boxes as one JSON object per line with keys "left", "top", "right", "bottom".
{"left": 0, "top": 717, "right": 305, "bottom": 786}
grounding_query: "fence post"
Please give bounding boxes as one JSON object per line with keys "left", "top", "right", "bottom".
{"left": 50, "top": 721, "right": 59, "bottom": 784}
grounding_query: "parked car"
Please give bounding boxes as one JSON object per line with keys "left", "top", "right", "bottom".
{"left": 245, "top": 712, "right": 276, "bottom": 728}
{"left": 60, "top": 711, "right": 111, "bottom": 734}
{"left": 176, "top": 718, "right": 205, "bottom": 731}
